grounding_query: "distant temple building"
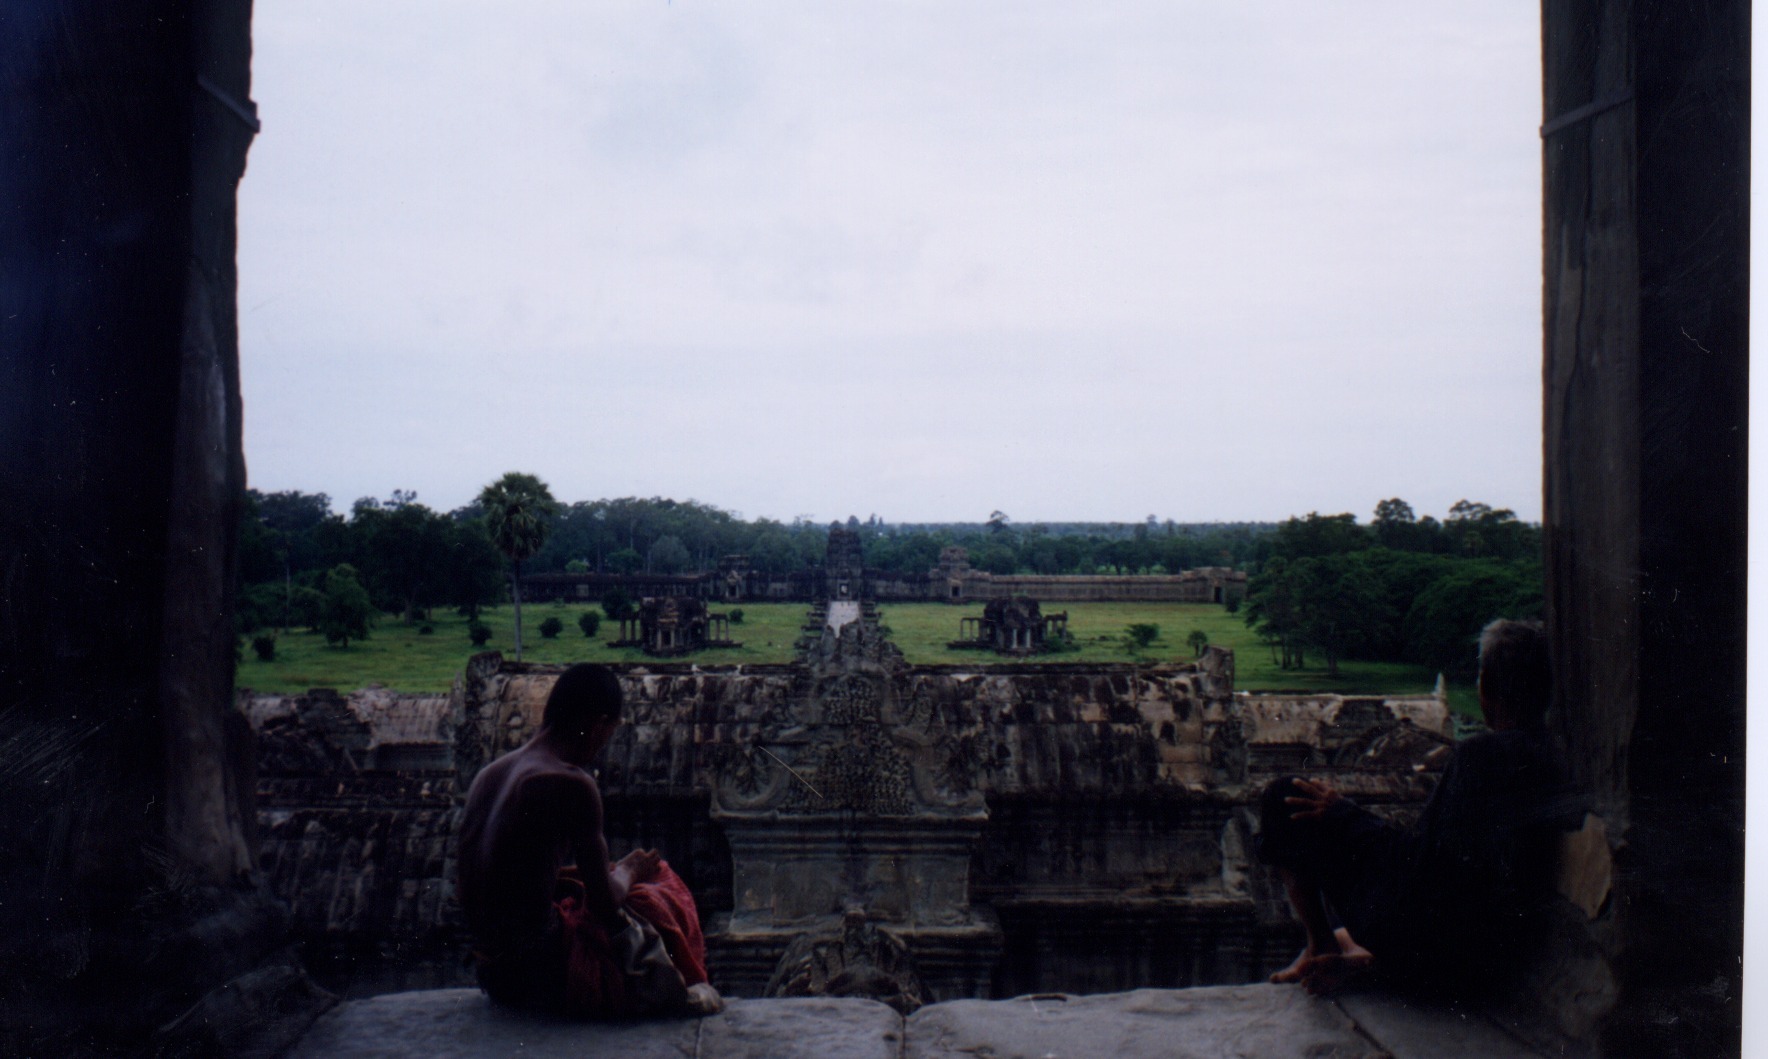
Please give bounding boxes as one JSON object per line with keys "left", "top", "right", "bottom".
{"left": 522, "top": 570, "right": 708, "bottom": 602}
{"left": 521, "top": 525, "right": 1247, "bottom": 606}
{"left": 929, "top": 549, "right": 1246, "bottom": 605}
{"left": 610, "top": 597, "right": 740, "bottom": 657}
{"left": 823, "top": 525, "right": 866, "bottom": 601}
{"left": 949, "top": 598, "right": 1068, "bottom": 655}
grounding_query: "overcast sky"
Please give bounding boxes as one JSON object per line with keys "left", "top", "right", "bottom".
{"left": 237, "top": 1, "right": 1543, "bottom": 525}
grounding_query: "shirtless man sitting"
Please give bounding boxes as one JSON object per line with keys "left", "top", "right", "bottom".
{"left": 458, "top": 663, "right": 724, "bottom": 1017}
{"left": 1257, "top": 619, "right": 1577, "bottom": 997}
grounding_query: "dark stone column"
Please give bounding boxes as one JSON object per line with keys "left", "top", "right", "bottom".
{"left": 1541, "top": 1, "right": 1747, "bottom": 1054}
{"left": 1, "top": 2, "right": 331, "bottom": 1052}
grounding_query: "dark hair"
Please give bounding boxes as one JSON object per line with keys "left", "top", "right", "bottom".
{"left": 1477, "top": 619, "right": 1551, "bottom": 726}
{"left": 542, "top": 663, "right": 622, "bottom": 735}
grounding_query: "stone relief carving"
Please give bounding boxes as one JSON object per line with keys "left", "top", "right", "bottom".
{"left": 713, "top": 615, "right": 990, "bottom": 818}
{"left": 786, "top": 726, "right": 912, "bottom": 814}
{"left": 710, "top": 743, "right": 790, "bottom": 811}
{"left": 764, "top": 907, "right": 930, "bottom": 1014}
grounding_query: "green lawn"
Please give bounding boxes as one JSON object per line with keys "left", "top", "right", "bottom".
{"left": 240, "top": 599, "right": 1474, "bottom": 719}
{"left": 235, "top": 602, "right": 810, "bottom": 695}
{"left": 878, "top": 602, "right": 1472, "bottom": 714}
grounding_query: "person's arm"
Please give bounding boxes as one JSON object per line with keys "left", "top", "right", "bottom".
{"left": 1287, "top": 776, "right": 1392, "bottom": 844}
{"left": 552, "top": 772, "right": 621, "bottom": 927}
{"left": 558, "top": 771, "right": 660, "bottom": 926}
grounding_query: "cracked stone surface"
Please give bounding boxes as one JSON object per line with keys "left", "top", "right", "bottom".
{"left": 284, "top": 989, "right": 699, "bottom": 1058}
{"left": 905, "top": 986, "right": 1380, "bottom": 1059}
{"left": 285, "top": 990, "right": 897, "bottom": 1059}
{"left": 698, "top": 997, "right": 901, "bottom": 1059}
{"left": 286, "top": 984, "right": 1552, "bottom": 1059}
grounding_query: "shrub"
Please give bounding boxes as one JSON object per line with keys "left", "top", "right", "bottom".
{"left": 1224, "top": 595, "right": 1241, "bottom": 614}
{"left": 251, "top": 634, "right": 275, "bottom": 661}
{"left": 729, "top": 608, "right": 745, "bottom": 624}
{"left": 539, "top": 616, "right": 564, "bottom": 639}
{"left": 578, "top": 610, "right": 603, "bottom": 637}
{"left": 1124, "top": 623, "right": 1160, "bottom": 650}
{"left": 1041, "top": 631, "right": 1079, "bottom": 654}
{"left": 468, "top": 621, "right": 492, "bottom": 646}
{"left": 602, "top": 588, "right": 636, "bottom": 620}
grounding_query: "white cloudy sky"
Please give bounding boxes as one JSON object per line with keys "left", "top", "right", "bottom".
{"left": 238, "top": 1, "right": 1543, "bottom": 524}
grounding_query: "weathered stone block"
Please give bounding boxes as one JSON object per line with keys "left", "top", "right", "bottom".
{"left": 285, "top": 989, "right": 699, "bottom": 1059}
{"left": 905, "top": 986, "right": 1380, "bottom": 1059}
{"left": 699, "top": 997, "right": 903, "bottom": 1059}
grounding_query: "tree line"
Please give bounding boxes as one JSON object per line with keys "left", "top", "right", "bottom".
{"left": 1241, "top": 500, "right": 1542, "bottom": 680}
{"left": 236, "top": 491, "right": 1284, "bottom": 630}
{"left": 235, "top": 489, "right": 507, "bottom": 638}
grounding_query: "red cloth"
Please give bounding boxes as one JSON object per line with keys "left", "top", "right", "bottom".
{"left": 552, "top": 859, "right": 708, "bottom": 1017}
{"left": 624, "top": 863, "right": 711, "bottom": 987}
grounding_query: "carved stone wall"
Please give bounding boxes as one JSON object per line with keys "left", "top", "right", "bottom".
{"left": 446, "top": 640, "right": 1447, "bottom": 1001}
{"left": 247, "top": 688, "right": 464, "bottom": 998}
{"left": 244, "top": 646, "right": 1448, "bottom": 1004}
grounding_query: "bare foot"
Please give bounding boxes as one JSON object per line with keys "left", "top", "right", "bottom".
{"left": 1271, "top": 929, "right": 1370, "bottom": 985}
{"left": 684, "top": 982, "right": 725, "bottom": 1016}
{"left": 1332, "top": 927, "right": 1371, "bottom": 962}
{"left": 1271, "top": 945, "right": 1334, "bottom": 983}
{"left": 1298, "top": 951, "right": 1378, "bottom": 996}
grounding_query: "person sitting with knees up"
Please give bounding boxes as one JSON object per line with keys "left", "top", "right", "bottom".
{"left": 1257, "top": 619, "right": 1580, "bottom": 997}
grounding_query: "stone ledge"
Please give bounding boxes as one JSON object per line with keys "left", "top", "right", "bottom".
{"left": 286, "top": 985, "right": 1555, "bottom": 1059}
{"left": 285, "top": 991, "right": 898, "bottom": 1059}
{"left": 906, "top": 987, "right": 1375, "bottom": 1059}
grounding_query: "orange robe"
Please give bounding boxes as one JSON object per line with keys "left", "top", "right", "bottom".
{"left": 551, "top": 859, "right": 709, "bottom": 1017}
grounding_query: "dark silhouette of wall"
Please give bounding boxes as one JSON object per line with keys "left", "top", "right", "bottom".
{"left": 2, "top": 2, "right": 331, "bottom": 1054}
{"left": 1542, "top": 1, "right": 1748, "bottom": 1054}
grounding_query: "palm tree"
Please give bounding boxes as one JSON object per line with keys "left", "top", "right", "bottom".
{"left": 477, "top": 472, "right": 559, "bottom": 661}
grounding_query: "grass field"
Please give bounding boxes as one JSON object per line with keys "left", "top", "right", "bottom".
{"left": 235, "top": 601, "right": 809, "bottom": 695}
{"left": 240, "top": 599, "right": 1474, "bottom": 717}
{"left": 879, "top": 602, "right": 1474, "bottom": 715}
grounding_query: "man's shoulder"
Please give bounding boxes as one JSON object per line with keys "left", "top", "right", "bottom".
{"left": 468, "top": 748, "right": 597, "bottom": 805}
{"left": 506, "top": 754, "right": 599, "bottom": 805}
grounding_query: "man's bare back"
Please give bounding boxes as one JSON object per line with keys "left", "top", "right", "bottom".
{"left": 459, "top": 741, "right": 623, "bottom": 947}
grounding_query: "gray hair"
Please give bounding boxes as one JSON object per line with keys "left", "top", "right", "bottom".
{"left": 1477, "top": 619, "right": 1551, "bottom": 725}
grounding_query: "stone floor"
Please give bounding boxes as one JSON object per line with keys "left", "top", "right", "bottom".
{"left": 285, "top": 985, "right": 1561, "bottom": 1059}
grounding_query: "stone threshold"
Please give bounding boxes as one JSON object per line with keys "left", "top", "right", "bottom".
{"left": 285, "top": 984, "right": 1564, "bottom": 1059}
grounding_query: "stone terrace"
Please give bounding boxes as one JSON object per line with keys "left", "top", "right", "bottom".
{"left": 286, "top": 986, "right": 1562, "bottom": 1059}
